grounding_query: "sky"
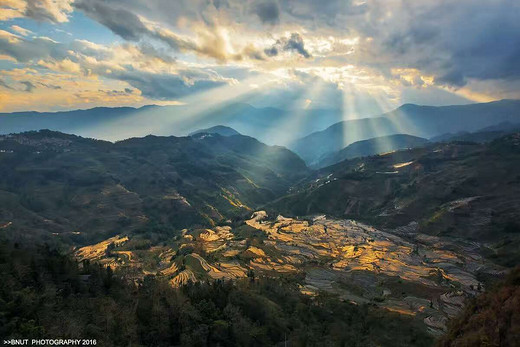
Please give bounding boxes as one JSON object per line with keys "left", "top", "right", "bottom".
{"left": 0, "top": 0, "right": 519, "bottom": 114}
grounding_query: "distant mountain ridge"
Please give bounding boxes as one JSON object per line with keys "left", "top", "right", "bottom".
{"left": 430, "top": 121, "right": 520, "bottom": 143}
{"left": 2, "top": 100, "right": 520, "bottom": 165}
{"left": 316, "top": 134, "right": 429, "bottom": 168}
{"left": 189, "top": 125, "right": 240, "bottom": 137}
{"left": 0, "top": 103, "right": 344, "bottom": 146}
{"left": 289, "top": 99, "right": 520, "bottom": 164}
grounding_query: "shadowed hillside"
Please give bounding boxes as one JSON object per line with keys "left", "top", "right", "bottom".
{"left": 438, "top": 267, "right": 520, "bottom": 346}
{"left": 0, "top": 130, "right": 308, "bottom": 245}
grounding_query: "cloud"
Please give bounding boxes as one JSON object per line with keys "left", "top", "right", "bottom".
{"left": 1, "top": 0, "right": 74, "bottom": 23}
{"left": 0, "top": 29, "right": 231, "bottom": 101}
{"left": 279, "top": 0, "right": 368, "bottom": 27}
{"left": 284, "top": 33, "right": 311, "bottom": 58}
{"left": 266, "top": 32, "right": 311, "bottom": 58}
{"left": 73, "top": 0, "right": 148, "bottom": 41}
{"left": 20, "top": 80, "right": 35, "bottom": 92}
{"left": 10, "top": 25, "right": 33, "bottom": 36}
{"left": 38, "top": 58, "right": 81, "bottom": 73}
{"left": 0, "top": 32, "right": 70, "bottom": 62}
{"left": 38, "top": 81, "right": 61, "bottom": 89}
{"left": 254, "top": 1, "right": 280, "bottom": 25}
{"left": 99, "top": 88, "right": 135, "bottom": 97}
{"left": 0, "top": 67, "right": 150, "bottom": 112}
{"left": 25, "top": 0, "right": 73, "bottom": 23}
{"left": 0, "top": 29, "right": 22, "bottom": 44}
{"left": 2, "top": 0, "right": 520, "bottom": 110}
{"left": 74, "top": 0, "right": 269, "bottom": 62}
{"left": 0, "top": 0, "right": 26, "bottom": 20}
{"left": 358, "top": 1, "right": 520, "bottom": 89}
{"left": 107, "top": 69, "right": 228, "bottom": 100}
{"left": 0, "top": 78, "right": 14, "bottom": 90}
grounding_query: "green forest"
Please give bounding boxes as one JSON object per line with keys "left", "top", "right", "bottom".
{"left": 0, "top": 240, "right": 433, "bottom": 346}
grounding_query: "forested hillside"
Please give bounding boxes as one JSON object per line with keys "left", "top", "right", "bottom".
{"left": 0, "top": 130, "right": 307, "bottom": 245}
{"left": 0, "top": 241, "right": 432, "bottom": 346}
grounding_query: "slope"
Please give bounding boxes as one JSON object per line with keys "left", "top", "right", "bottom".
{"left": 0, "top": 130, "right": 308, "bottom": 245}
{"left": 316, "top": 134, "right": 429, "bottom": 168}
{"left": 272, "top": 133, "right": 520, "bottom": 266}
{"left": 189, "top": 125, "right": 240, "bottom": 137}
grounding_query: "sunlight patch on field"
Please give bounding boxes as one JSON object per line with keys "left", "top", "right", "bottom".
{"left": 76, "top": 235, "right": 129, "bottom": 262}
{"left": 170, "top": 269, "right": 196, "bottom": 287}
{"left": 393, "top": 161, "right": 414, "bottom": 169}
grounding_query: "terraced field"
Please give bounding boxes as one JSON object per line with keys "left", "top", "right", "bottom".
{"left": 246, "top": 212, "right": 504, "bottom": 334}
{"left": 75, "top": 211, "right": 504, "bottom": 335}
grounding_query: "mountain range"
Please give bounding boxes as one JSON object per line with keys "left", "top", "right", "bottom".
{"left": 0, "top": 103, "right": 342, "bottom": 146}
{"left": 2, "top": 127, "right": 519, "bottom": 266}
{"left": 430, "top": 121, "right": 520, "bottom": 143}
{"left": 315, "top": 134, "right": 429, "bottom": 168}
{"left": 2, "top": 100, "right": 520, "bottom": 166}
{"left": 289, "top": 99, "right": 520, "bottom": 164}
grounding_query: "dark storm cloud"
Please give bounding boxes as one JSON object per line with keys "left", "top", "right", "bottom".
{"left": 109, "top": 70, "right": 227, "bottom": 100}
{"left": 254, "top": 1, "right": 280, "bottom": 25}
{"left": 382, "top": 24, "right": 439, "bottom": 56}
{"left": 74, "top": 0, "right": 148, "bottom": 41}
{"left": 435, "top": 71, "right": 466, "bottom": 88}
{"left": 265, "top": 32, "right": 311, "bottom": 58}
{"left": 443, "top": 11, "right": 520, "bottom": 84}
{"left": 279, "top": 0, "right": 368, "bottom": 26}
{"left": 99, "top": 88, "right": 135, "bottom": 96}
{"left": 373, "top": 1, "right": 520, "bottom": 88}
{"left": 264, "top": 46, "right": 278, "bottom": 57}
{"left": 21, "top": 81, "right": 36, "bottom": 92}
{"left": 284, "top": 33, "right": 310, "bottom": 58}
{"left": 38, "top": 82, "right": 62, "bottom": 90}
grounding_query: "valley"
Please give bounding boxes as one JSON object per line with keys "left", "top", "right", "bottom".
{"left": 273, "top": 134, "right": 520, "bottom": 267}
{"left": 1, "top": 128, "right": 519, "bottom": 344}
{"left": 2, "top": 2, "right": 519, "bottom": 344}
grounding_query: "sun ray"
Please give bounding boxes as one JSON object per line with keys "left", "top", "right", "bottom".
{"left": 340, "top": 83, "right": 360, "bottom": 148}
{"left": 259, "top": 78, "right": 327, "bottom": 147}
{"left": 75, "top": 75, "right": 277, "bottom": 141}
{"left": 365, "top": 88, "right": 423, "bottom": 140}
